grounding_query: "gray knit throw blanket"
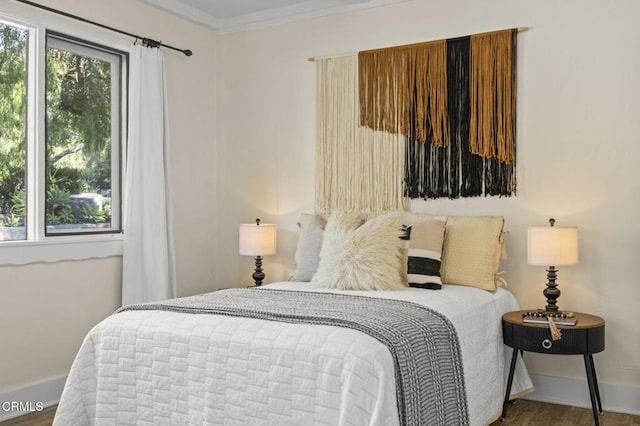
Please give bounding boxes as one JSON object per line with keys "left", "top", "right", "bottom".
{"left": 118, "top": 288, "right": 469, "bottom": 426}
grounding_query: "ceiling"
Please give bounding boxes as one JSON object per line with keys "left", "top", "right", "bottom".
{"left": 137, "top": 0, "right": 409, "bottom": 33}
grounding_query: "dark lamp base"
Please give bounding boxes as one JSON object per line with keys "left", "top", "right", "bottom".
{"left": 543, "top": 266, "right": 560, "bottom": 312}
{"left": 252, "top": 255, "right": 265, "bottom": 286}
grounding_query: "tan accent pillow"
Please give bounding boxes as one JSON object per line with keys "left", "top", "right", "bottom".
{"left": 440, "top": 216, "right": 505, "bottom": 291}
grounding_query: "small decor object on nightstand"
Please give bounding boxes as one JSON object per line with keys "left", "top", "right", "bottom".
{"left": 239, "top": 218, "right": 277, "bottom": 286}
{"left": 522, "top": 310, "right": 577, "bottom": 325}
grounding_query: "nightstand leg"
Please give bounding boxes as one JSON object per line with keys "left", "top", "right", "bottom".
{"left": 588, "top": 354, "right": 603, "bottom": 413}
{"left": 501, "top": 348, "right": 519, "bottom": 420}
{"left": 584, "top": 354, "right": 601, "bottom": 426}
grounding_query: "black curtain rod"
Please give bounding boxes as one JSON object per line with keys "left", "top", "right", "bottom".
{"left": 15, "top": 0, "right": 193, "bottom": 56}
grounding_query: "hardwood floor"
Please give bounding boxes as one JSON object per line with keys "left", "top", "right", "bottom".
{"left": 0, "top": 406, "right": 56, "bottom": 426}
{"left": 1, "top": 400, "right": 639, "bottom": 425}
{"left": 493, "top": 399, "right": 640, "bottom": 426}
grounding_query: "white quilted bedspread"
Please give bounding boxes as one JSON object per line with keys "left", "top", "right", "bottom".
{"left": 54, "top": 283, "right": 532, "bottom": 426}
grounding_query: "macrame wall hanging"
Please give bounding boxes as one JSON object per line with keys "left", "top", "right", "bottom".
{"left": 358, "top": 28, "right": 518, "bottom": 199}
{"left": 316, "top": 55, "right": 407, "bottom": 215}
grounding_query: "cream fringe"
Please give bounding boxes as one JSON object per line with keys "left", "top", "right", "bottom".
{"left": 316, "top": 55, "right": 407, "bottom": 215}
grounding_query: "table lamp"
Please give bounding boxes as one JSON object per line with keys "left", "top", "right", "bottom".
{"left": 527, "top": 218, "right": 579, "bottom": 312}
{"left": 239, "top": 218, "right": 277, "bottom": 286}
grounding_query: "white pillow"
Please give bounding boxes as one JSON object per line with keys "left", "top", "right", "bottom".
{"left": 290, "top": 214, "right": 326, "bottom": 281}
{"left": 311, "top": 211, "right": 406, "bottom": 291}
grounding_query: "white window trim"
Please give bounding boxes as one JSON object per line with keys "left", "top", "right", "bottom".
{"left": 0, "top": 234, "right": 123, "bottom": 266}
{"left": 0, "top": 4, "right": 131, "bottom": 266}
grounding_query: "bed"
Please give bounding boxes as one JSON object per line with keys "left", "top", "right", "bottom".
{"left": 53, "top": 281, "right": 532, "bottom": 425}
{"left": 53, "top": 211, "right": 533, "bottom": 425}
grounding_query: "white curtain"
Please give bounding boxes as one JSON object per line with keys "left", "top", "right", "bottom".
{"left": 122, "top": 45, "right": 176, "bottom": 305}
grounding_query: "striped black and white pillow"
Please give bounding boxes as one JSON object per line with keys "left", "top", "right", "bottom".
{"left": 400, "top": 220, "right": 446, "bottom": 289}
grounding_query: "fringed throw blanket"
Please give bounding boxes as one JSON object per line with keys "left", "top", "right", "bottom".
{"left": 118, "top": 288, "right": 470, "bottom": 426}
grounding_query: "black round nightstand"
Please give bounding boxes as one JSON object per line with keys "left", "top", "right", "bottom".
{"left": 501, "top": 310, "right": 605, "bottom": 425}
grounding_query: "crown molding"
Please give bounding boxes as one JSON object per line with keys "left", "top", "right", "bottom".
{"left": 138, "top": 0, "right": 409, "bottom": 34}
{"left": 138, "top": 0, "right": 221, "bottom": 30}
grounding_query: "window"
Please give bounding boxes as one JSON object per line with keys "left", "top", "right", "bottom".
{"left": 45, "top": 34, "right": 123, "bottom": 236}
{"left": 0, "top": 22, "right": 27, "bottom": 242}
{"left": 0, "top": 17, "right": 126, "bottom": 255}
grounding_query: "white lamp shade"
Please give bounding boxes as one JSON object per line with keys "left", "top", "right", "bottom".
{"left": 239, "top": 223, "right": 277, "bottom": 256}
{"left": 527, "top": 226, "right": 578, "bottom": 266}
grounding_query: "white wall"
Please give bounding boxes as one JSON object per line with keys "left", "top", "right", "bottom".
{"left": 215, "top": 0, "right": 640, "bottom": 402}
{"left": 0, "top": 0, "right": 218, "bottom": 394}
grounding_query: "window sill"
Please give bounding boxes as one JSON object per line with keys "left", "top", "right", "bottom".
{"left": 0, "top": 234, "right": 123, "bottom": 266}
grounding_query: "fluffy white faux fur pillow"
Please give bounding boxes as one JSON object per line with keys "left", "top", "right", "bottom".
{"left": 311, "top": 211, "right": 406, "bottom": 291}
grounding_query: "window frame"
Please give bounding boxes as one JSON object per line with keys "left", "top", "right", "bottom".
{"left": 44, "top": 32, "right": 125, "bottom": 237}
{"left": 0, "top": 6, "right": 130, "bottom": 265}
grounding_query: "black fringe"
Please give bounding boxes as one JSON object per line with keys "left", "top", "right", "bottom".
{"left": 450, "top": 37, "right": 475, "bottom": 198}
{"left": 404, "top": 33, "right": 517, "bottom": 200}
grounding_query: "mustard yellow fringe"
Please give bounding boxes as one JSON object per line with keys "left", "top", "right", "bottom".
{"left": 358, "top": 40, "right": 449, "bottom": 148}
{"left": 470, "top": 29, "right": 516, "bottom": 163}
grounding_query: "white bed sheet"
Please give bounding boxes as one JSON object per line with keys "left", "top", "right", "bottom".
{"left": 54, "top": 282, "right": 532, "bottom": 426}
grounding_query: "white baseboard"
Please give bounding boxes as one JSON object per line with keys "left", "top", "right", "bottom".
{"left": 525, "top": 373, "right": 640, "bottom": 416}
{"left": 0, "top": 376, "right": 66, "bottom": 422}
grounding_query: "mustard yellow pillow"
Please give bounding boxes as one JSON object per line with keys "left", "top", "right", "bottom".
{"left": 440, "top": 216, "right": 505, "bottom": 291}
